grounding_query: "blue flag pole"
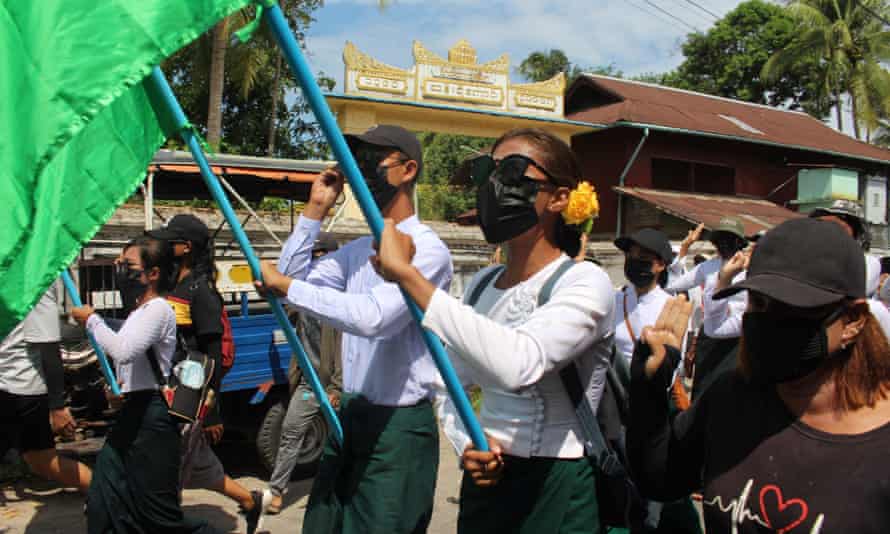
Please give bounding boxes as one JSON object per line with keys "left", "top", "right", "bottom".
{"left": 144, "top": 67, "right": 343, "bottom": 445}
{"left": 263, "top": 4, "right": 488, "bottom": 450}
{"left": 60, "top": 271, "right": 121, "bottom": 396}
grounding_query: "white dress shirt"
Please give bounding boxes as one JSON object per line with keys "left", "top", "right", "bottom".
{"left": 423, "top": 256, "right": 615, "bottom": 459}
{"left": 867, "top": 299, "right": 890, "bottom": 340}
{"left": 666, "top": 257, "right": 721, "bottom": 294}
{"left": 667, "top": 254, "right": 687, "bottom": 288}
{"left": 614, "top": 285, "right": 672, "bottom": 366}
{"left": 86, "top": 297, "right": 175, "bottom": 393}
{"left": 278, "top": 215, "right": 452, "bottom": 406}
{"left": 702, "top": 270, "right": 747, "bottom": 338}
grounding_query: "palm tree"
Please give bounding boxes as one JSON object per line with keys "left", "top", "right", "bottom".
{"left": 763, "top": 0, "right": 890, "bottom": 140}
{"left": 207, "top": 18, "right": 229, "bottom": 149}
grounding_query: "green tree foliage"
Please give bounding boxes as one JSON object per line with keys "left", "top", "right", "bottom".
{"left": 162, "top": 0, "right": 333, "bottom": 158}
{"left": 763, "top": 0, "right": 890, "bottom": 139}
{"left": 668, "top": 0, "right": 832, "bottom": 117}
{"left": 517, "top": 49, "right": 586, "bottom": 84}
{"left": 416, "top": 132, "right": 493, "bottom": 221}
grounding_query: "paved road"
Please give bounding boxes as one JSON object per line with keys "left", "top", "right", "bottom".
{"left": 0, "top": 431, "right": 463, "bottom": 534}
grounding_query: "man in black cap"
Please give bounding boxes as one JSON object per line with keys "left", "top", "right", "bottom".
{"left": 257, "top": 125, "right": 452, "bottom": 533}
{"left": 150, "top": 214, "right": 266, "bottom": 534}
{"left": 668, "top": 216, "right": 749, "bottom": 398}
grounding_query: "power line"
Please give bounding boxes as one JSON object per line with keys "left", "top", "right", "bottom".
{"left": 675, "top": 0, "right": 717, "bottom": 25}
{"left": 625, "top": 0, "right": 689, "bottom": 33}
{"left": 682, "top": 0, "right": 722, "bottom": 20}
{"left": 853, "top": 0, "right": 890, "bottom": 26}
{"left": 644, "top": 0, "right": 700, "bottom": 32}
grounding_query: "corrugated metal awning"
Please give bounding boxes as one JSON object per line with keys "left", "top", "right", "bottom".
{"left": 615, "top": 186, "right": 803, "bottom": 235}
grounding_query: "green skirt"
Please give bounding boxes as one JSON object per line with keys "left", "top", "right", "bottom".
{"left": 86, "top": 391, "right": 216, "bottom": 534}
{"left": 458, "top": 455, "right": 600, "bottom": 534}
{"left": 302, "top": 394, "right": 439, "bottom": 534}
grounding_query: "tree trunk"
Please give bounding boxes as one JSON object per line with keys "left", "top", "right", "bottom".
{"left": 207, "top": 18, "right": 229, "bottom": 150}
{"left": 850, "top": 89, "right": 861, "bottom": 140}
{"left": 834, "top": 86, "right": 844, "bottom": 133}
{"left": 267, "top": 51, "right": 283, "bottom": 156}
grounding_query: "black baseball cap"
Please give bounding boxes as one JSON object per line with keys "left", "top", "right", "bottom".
{"left": 345, "top": 125, "right": 423, "bottom": 178}
{"left": 148, "top": 214, "right": 210, "bottom": 248}
{"left": 714, "top": 218, "right": 865, "bottom": 307}
{"left": 614, "top": 228, "right": 674, "bottom": 264}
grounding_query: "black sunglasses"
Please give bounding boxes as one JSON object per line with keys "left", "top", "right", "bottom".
{"left": 469, "top": 154, "right": 556, "bottom": 187}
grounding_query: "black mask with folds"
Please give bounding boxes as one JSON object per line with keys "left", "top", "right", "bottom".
{"left": 624, "top": 257, "right": 656, "bottom": 288}
{"left": 472, "top": 154, "right": 549, "bottom": 244}
{"left": 354, "top": 147, "right": 401, "bottom": 211}
{"left": 742, "top": 305, "right": 847, "bottom": 384}
{"left": 114, "top": 263, "right": 148, "bottom": 314}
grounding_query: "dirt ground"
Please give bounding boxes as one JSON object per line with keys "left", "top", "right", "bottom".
{"left": 0, "top": 430, "right": 463, "bottom": 534}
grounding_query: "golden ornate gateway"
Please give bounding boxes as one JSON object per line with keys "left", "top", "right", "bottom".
{"left": 342, "top": 40, "right": 566, "bottom": 117}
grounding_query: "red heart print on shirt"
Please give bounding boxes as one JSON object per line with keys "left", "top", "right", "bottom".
{"left": 759, "top": 484, "right": 809, "bottom": 533}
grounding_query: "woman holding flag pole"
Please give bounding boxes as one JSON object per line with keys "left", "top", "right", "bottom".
{"left": 71, "top": 235, "right": 219, "bottom": 534}
{"left": 374, "top": 128, "right": 614, "bottom": 533}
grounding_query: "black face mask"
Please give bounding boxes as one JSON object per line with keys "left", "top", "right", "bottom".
{"left": 356, "top": 149, "right": 402, "bottom": 211}
{"left": 472, "top": 154, "right": 550, "bottom": 244}
{"left": 714, "top": 235, "right": 743, "bottom": 259}
{"left": 742, "top": 307, "right": 846, "bottom": 384}
{"left": 115, "top": 264, "right": 148, "bottom": 314}
{"left": 624, "top": 257, "right": 656, "bottom": 288}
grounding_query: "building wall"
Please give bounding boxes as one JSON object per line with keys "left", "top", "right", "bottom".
{"left": 573, "top": 127, "right": 889, "bottom": 235}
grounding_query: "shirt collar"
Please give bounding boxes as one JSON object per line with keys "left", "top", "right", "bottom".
{"left": 395, "top": 215, "right": 420, "bottom": 232}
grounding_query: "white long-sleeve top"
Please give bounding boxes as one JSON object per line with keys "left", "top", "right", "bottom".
{"left": 423, "top": 256, "right": 615, "bottom": 459}
{"left": 278, "top": 215, "right": 452, "bottom": 406}
{"left": 702, "top": 271, "right": 747, "bottom": 338}
{"left": 614, "top": 285, "right": 671, "bottom": 366}
{"left": 867, "top": 299, "right": 890, "bottom": 340}
{"left": 666, "top": 257, "right": 721, "bottom": 294}
{"left": 86, "top": 297, "right": 176, "bottom": 393}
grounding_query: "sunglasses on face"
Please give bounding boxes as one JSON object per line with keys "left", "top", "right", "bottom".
{"left": 469, "top": 154, "right": 556, "bottom": 189}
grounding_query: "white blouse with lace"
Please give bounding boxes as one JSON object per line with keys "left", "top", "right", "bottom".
{"left": 422, "top": 256, "right": 615, "bottom": 459}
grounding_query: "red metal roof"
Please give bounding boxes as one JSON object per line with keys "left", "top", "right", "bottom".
{"left": 615, "top": 187, "right": 803, "bottom": 235}
{"left": 567, "top": 75, "right": 890, "bottom": 165}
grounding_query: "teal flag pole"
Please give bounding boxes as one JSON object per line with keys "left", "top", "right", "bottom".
{"left": 262, "top": 3, "right": 488, "bottom": 450}
{"left": 60, "top": 271, "right": 121, "bottom": 396}
{"left": 144, "top": 67, "right": 343, "bottom": 444}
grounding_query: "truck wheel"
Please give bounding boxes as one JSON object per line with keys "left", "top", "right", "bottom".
{"left": 255, "top": 400, "right": 328, "bottom": 479}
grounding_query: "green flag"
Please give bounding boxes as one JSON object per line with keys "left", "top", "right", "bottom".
{"left": 0, "top": 0, "right": 251, "bottom": 338}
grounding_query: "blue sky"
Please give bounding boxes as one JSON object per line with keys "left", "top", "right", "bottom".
{"left": 302, "top": 0, "right": 749, "bottom": 91}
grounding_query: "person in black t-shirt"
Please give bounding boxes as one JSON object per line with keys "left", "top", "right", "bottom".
{"left": 149, "top": 214, "right": 264, "bottom": 534}
{"left": 628, "top": 218, "right": 890, "bottom": 534}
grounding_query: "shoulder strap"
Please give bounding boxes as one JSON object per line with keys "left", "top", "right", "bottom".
{"left": 537, "top": 259, "right": 625, "bottom": 469}
{"left": 623, "top": 289, "right": 637, "bottom": 342}
{"left": 537, "top": 259, "right": 576, "bottom": 306}
{"left": 146, "top": 347, "right": 168, "bottom": 387}
{"left": 467, "top": 266, "right": 506, "bottom": 307}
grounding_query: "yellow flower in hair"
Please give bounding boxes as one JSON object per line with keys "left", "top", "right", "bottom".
{"left": 562, "top": 182, "right": 599, "bottom": 232}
